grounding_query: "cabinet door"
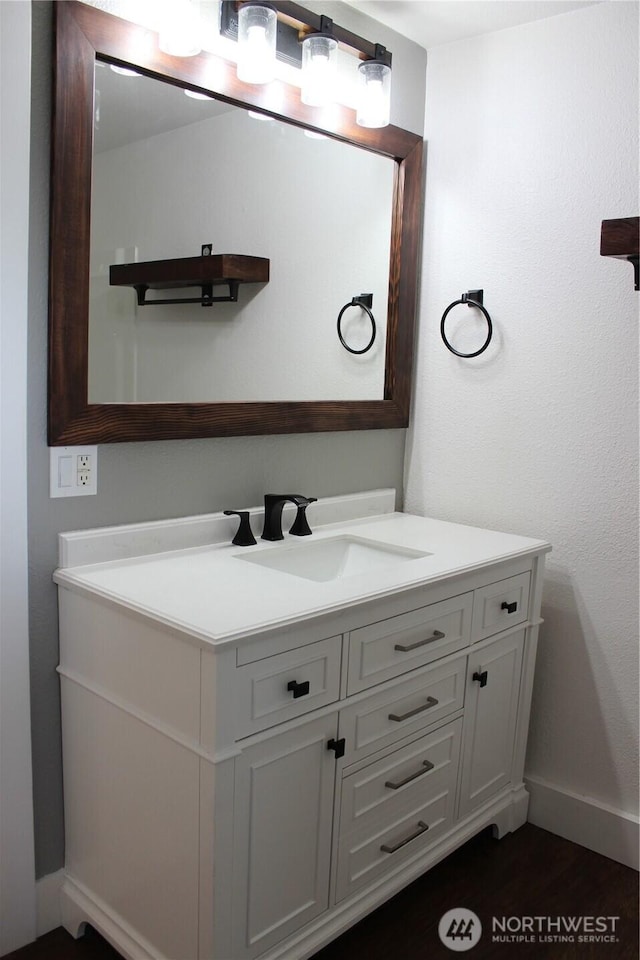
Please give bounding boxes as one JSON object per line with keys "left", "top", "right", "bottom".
{"left": 458, "top": 631, "right": 524, "bottom": 818}
{"left": 231, "top": 713, "right": 338, "bottom": 959}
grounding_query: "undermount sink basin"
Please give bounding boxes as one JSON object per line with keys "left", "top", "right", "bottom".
{"left": 237, "top": 535, "right": 430, "bottom": 582}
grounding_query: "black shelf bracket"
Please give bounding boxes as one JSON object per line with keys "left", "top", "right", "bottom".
{"left": 134, "top": 281, "right": 241, "bottom": 307}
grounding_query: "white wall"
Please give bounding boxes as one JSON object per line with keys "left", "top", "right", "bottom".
{"left": 0, "top": 0, "right": 37, "bottom": 952}
{"left": 405, "top": 2, "right": 639, "bottom": 864}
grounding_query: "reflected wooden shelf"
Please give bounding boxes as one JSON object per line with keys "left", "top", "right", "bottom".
{"left": 600, "top": 217, "right": 639, "bottom": 290}
{"left": 109, "top": 252, "right": 270, "bottom": 306}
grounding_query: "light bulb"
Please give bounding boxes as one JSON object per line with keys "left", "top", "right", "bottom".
{"left": 237, "top": 3, "right": 277, "bottom": 85}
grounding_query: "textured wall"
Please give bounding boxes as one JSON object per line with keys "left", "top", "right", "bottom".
{"left": 405, "top": 3, "right": 639, "bottom": 816}
{"left": 28, "top": 1, "right": 425, "bottom": 878}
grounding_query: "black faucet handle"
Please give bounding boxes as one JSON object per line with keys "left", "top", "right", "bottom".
{"left": 224, "top": 510, "right": 257, "bottom": 547}
{"left": 289, "top": 497, "right": 317, "bottom": 537}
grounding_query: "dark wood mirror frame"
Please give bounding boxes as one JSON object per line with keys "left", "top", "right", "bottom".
{"left": 48, "top": 1, "right": 423, "bottom": 444}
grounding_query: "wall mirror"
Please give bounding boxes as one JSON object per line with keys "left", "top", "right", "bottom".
{"left": 49, "top": 1, "right": 423, "bottom": 443}
{"left": 89, "top": 65, "right": 394, "bottom": 403}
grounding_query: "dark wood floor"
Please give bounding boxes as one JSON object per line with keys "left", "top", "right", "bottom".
{"left": 7, "top": 825, "right": 638, "bottom": 960}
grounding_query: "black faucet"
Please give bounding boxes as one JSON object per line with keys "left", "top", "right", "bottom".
{"left": 261, "top": 494, "right": 317, "bottom": 541}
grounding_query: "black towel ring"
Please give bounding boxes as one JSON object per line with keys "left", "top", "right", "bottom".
{"left": 337, "top": 294, "right": 376, "bottom": 355}
{"left": 441, "top": 289, "right": 493, "bottom": 358}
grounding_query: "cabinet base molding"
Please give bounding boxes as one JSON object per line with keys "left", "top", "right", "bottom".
{"left": 61, "top": 876, "right": 166, "bottom": 960}
{"left": 60, "top": 785, "right": 529, "bottom": 960}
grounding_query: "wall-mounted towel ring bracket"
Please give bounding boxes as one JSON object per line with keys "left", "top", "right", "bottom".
{"left": 440, "top": 289, "right": 493, "bottom": 358}
{"left": 337, "top": 294, "right": 377, "bottom": 355}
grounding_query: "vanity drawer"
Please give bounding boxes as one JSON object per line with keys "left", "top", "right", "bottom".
{"left": 339, "top": 717, "right": 462, "bottom": 837}
{"left": 347, "top": 593, "right": 473, "bottom": 694}
{"left": 335, "top": 719, "right": 461, "bottom": 902}
{"left": 340, "top": 657, "right": 466, "bottom": 765}
{"left": 471, "top": 572, "right": 530, "bottom": 642}
{"left": 235, "top": 636, "right": 341, "bottom": 738}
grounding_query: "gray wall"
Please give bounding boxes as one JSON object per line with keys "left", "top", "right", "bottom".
{"left": 28, "top": 1, "right": 426, "bottom": 877}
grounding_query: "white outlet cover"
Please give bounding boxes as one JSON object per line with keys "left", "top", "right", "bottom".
{"left": 50, "top": 446, "right": 98, "bottom": 498}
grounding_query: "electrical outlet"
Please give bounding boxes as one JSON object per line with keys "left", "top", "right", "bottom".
{"left": 50, "top": 446, "right": 98, "bottom": 498}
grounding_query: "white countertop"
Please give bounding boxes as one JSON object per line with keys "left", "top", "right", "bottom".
{"left": 54, "top": 500, "right": 550, "bottom": 647}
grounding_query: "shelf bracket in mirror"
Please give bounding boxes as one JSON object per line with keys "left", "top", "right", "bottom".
{"left": 133, "top": 281, "right": 241, "bottom": 307}
{"left": 110, "top": 245, "right": 270, "bottom": 309}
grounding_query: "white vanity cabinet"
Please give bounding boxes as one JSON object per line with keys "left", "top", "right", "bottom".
{"left": 55, "top": 503, "right": 549, "bottom": 960}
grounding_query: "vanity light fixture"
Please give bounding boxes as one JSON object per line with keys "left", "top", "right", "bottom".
{"left": 356, "top": 45, "right": 392, "bottom": 129}
{"left": 158, "top": 0, "right": 202, "bottom": 58}
{"left": 237, "top": 2, "right": 278, "bottom": 84}
{"left": 300, "top": 17, "right": 338, "bottom": 107}
{"left": 184, "top": 89, "right": 213, "bottom": 100}
{"left": 222, "top": 1, "right": 393, "bottom": 127}
{"left": 109, "top": 64, "right": 141, "bottom": 77}
{"left": 304, "top": 129, "right": 328, "bottom": 140}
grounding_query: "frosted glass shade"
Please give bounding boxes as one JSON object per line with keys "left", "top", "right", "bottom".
{"left": 356, "top": 60, "right": 391, "bottom": 128}
{"left": 158, "top": 0, "right": 201, "bottom": 57}
{"left": 237, "top": 3, "right": 278, "bottom": 85}
{"left": 301, "top": 34, "right": 338, "bottom": 107}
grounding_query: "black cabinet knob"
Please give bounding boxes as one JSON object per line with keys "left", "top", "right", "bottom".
{"left": 287, "top": 679, "right": 310, "bottom": 699}
{"left": 473, "top": 670, "right": 488, "bottom": 688}
{"left": 501, "top": 600, "right": 518, "bottom": 614}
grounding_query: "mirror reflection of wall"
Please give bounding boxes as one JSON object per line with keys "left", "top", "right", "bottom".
{"left": 89, "top": 64, "right": 395, "bottom": 404}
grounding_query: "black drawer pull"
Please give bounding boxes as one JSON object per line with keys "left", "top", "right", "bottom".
{"left": 327, "top": 737, "right": 345, "bottom": 758}
{"left": 385, "top": 759, "right": 434, "bottom": 790}
{"left": 501, "top": 600, "right": 518, "bottom": 614}
{"left": 394, "top": 630, "right": 445, "bottom": 652}
{"left": 473, "top": 670, "right": 488, "bottom": 687}
{"left": 287, "top": 679, "right": 310, "bottom": 699}
{"left": 380, "top": 820, "right": 429, "bottom": 854}
{"left": 388, "top": 696, "right": 439, "bottom": 722}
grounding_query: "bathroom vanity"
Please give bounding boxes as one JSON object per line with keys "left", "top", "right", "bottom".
{"left": 55, "top": 490, "right": 550, "bottom": 960}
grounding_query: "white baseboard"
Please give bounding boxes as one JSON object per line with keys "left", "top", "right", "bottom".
{"left": 525, "top": 775, "right": 639, "bottom": 870}
{"left": 36, "top": 869, "right": 63, "bottom": 936}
